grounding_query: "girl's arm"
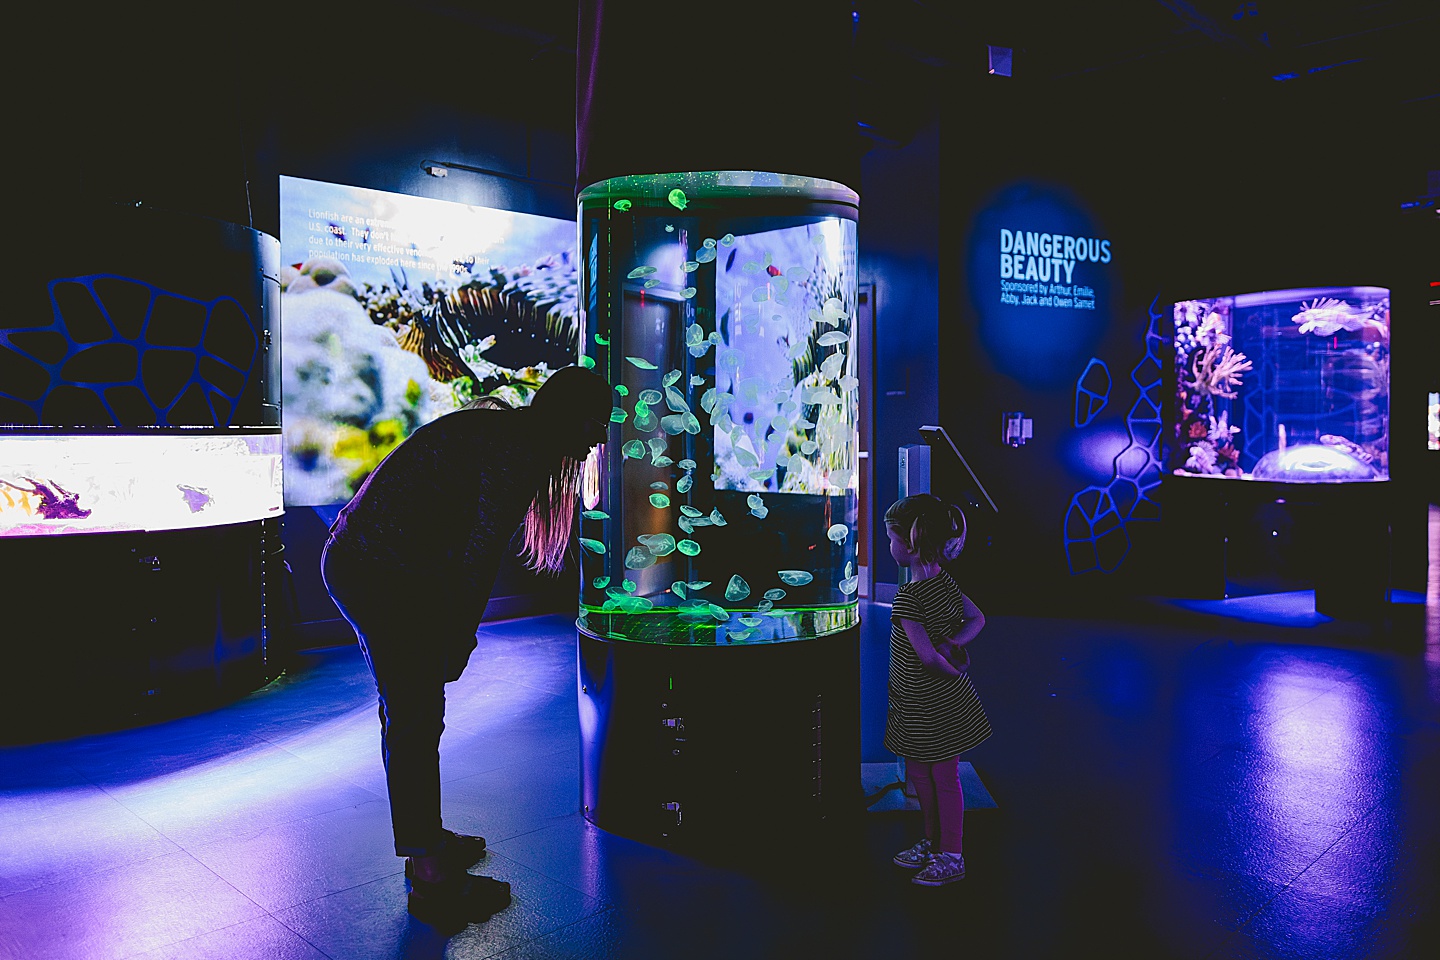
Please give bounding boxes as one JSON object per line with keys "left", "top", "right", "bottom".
{"left": 899, "top": 619, "right": 964, "bottom": 677}
{"left": 943, "top": 593, "right": 986, "bottom": 649}
{"left": 936, "top": 594, "right": 984, "bottom": 671}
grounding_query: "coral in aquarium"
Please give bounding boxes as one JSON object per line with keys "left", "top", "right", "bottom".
{"left": 0, "top": 477, "right": 91, "bottom": 520}
{"left": 1173, "top": 299, "right": 1249, "bottom": 477}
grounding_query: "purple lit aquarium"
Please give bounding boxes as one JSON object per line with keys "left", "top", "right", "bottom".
{"left": 1171, "top": 287, "right": 1389, "bottom": 483}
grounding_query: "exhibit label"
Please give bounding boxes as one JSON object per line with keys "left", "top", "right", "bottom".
{"left": 997, "top": 228, "right": 1111, "bottom": 310}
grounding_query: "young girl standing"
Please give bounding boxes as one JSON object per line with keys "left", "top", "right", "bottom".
{"left": 883, "top": 494, "right": 992, "bottom": 886}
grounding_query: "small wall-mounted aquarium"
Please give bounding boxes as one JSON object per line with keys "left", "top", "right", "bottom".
{"left": 1171, "top": 286, "right": 1389, "bottom": 483}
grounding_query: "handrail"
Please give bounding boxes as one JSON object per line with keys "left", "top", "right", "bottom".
{"left": 919, "top": 425, "right": 999, "bottom": 515}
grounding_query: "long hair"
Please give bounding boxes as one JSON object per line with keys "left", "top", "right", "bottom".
{"left": 520, "top": 449, "right": 589, "bottom": 575}
{"left": 512, "top": 365, "right": 613, "bottom": 575}
{"left": 461, "top": 393, "right": 580, "bottom": 575}
{"left": 883, "top": 494, "right": 967, "bottom": 564}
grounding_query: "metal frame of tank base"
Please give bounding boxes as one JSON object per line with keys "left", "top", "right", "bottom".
{"left": 0, "top": 517, "right": 280, "bottom": 744}
{"left": 577, "top": 626, "right": 861, "bottom": 855}
{"left": 1162, "top": 473, "right": 1392, "bottom": 618}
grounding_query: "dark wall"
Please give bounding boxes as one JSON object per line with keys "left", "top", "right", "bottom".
{"left": 21, "top": 2, "right": 584, "bottom": 644}
{"left": 859, "top": 122, "right": 941, "bottom": 589}
{"left": 22, "top": 4, "right": 1429, "bottom": 629}
{"left": 936, "top": 65, "right": 1434, "bottom": 608}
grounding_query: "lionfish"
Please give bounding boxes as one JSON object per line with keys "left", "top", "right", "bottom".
{"left": 1291, "top": 298, "right": 1388, "bottom": 339}
{"left": 397, "top": 277, "right": 579, "bottom": 395}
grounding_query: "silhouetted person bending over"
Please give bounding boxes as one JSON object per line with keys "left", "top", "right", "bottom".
{"left": 321, "top": 366, "right": 611, "bottom": 930}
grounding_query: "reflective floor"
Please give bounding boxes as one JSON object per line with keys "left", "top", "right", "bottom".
{"left": 2, "top": 559, "right": 1437, "bottom": 958}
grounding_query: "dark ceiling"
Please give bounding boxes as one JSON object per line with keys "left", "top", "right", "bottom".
{"left": 404, "top": 0, "right": 1437, "bottom": 156}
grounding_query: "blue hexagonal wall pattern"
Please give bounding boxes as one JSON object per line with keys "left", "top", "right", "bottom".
{"left": 1064, "top": 296, "right": 1165, "bottom": 574}
{"left": 0, "top": 274, "right": 258, "bottom": 428}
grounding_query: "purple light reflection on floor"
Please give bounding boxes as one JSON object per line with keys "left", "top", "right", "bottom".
{"left": 1426, "top": 504, "right": 1440, "bottom": 704}
{"left": 3, "top": 606, "right": 1435, "bottom": 959}
{"left": 1167, "top": 590, "right": 1333, "bottom": 628}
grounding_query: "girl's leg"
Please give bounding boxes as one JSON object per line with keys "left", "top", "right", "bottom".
{"left": 933, "top": 755, "right": 965, "bottom": 854}
{"left": 906, "top": 757, "right": 941, "bottom": 843}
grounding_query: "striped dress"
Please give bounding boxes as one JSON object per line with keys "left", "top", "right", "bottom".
{"left": 883, "top": 570, "right": 993, "bottom": 762}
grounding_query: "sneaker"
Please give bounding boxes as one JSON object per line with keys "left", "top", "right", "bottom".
{"left": 892, "top": 837, "right": 933, "bottom": 869}
{"left": 912, "top": 851, "right": 966, "bottom": 886}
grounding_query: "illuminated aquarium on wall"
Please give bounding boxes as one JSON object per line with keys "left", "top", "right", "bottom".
{"left": 1171, "top": 286, "right": 1390, "bottom": 483}
{"left": 576, "top": 172, "right": 860, "bottom": 646}
{"left": 0, "top": 435, "right": 283, "bottom": 537}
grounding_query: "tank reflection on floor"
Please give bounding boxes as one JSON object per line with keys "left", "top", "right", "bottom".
{"left": 1427, "top": 504, "right": 1440, "bottom": 704}
{"left": 1174, "top": 648, "right": 1404, "bottom": 958}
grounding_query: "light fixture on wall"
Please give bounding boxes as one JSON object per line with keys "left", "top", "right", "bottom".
{"left": 1002, "top": 411, "right": 1032, "bottom": 446}
{"left": 422, "top": 162, "right": 448, "bottom": 178}
{"left": 987, "top": 45, "right": 1012, "bottom": 77}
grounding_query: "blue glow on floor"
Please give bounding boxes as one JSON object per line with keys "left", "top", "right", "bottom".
{"left": 1167, "top": 590, "right": 1334, "bottom": 627}
{"left": 2, "top": 603, "right": 1435, "bottom": 959}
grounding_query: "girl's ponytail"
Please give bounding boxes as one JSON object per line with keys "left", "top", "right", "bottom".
{"left": 885, "top": 494, "right": 968, "bottom": 564}
{"left": 942, "top": 503, "right": 968, "bottom": 559}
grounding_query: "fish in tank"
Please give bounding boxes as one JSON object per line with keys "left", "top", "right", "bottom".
{"left": 1171, "top": 286, "right": 1389, "bottom": 482}
{"left": 575, "top": 172, "right": 860, "bottom": 646}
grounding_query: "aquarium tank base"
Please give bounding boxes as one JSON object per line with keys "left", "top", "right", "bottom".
{"left": 574, "top": 171, "right": 862, "bottom": 847}
{"left": 578, "top": 627, "right": 860, "bottom": 851}
{"left": 4, "top": 205, "right": 283, "bottom": 741}
{"left": 1163, "top": 474, "right": 1391, "bottom": 618}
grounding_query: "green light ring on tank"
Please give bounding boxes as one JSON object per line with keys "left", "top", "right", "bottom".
{"left": 578, "top": 171, "right": 859, "bottom": 210}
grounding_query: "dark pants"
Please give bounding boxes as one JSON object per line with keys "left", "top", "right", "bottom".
{"left": 321, "top": 544, "right": 475, "bottom": 858}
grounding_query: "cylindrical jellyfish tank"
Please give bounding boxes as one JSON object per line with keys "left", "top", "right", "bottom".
{"left": 575, "top": 171, "right": 861, "bottom": 850}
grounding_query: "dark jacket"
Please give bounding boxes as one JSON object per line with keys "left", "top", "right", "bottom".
{"left": 323, "top": 407, "right": 553, "bottom": 649}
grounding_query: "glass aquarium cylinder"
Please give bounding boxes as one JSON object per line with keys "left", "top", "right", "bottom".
{"left": 1170, "top": 286, "right": 1390, "bottom": 483}
{"left": 576, "top": 172, "right": 860, "bottom": 646}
